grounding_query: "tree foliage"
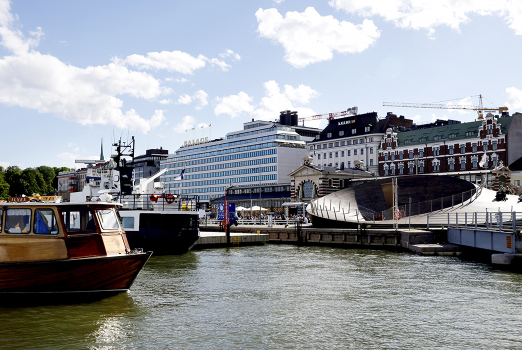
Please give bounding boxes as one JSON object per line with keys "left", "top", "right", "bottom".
{"left": 1, "top": 165, "right": 71, "bottom": 198}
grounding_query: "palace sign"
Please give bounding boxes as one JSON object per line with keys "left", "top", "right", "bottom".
{"left": 184, "top": 137, "right": 209, "bottom": 147}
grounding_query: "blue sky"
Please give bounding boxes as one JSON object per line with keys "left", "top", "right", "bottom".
{"left": 1, "top": 0, "right": 522, "bottom": 169}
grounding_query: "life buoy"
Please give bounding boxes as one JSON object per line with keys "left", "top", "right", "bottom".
{"left": 393, "top": 210, "right": 401, "bottom": 220}
{"left": 150, "top": 194, "right": 159, "bottom": 202}
{"left": 165, "top": 193, "right": 175, "bottom": 204}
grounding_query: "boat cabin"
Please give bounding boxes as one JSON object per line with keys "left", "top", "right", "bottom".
{"left": 0, "top": 202, "right": 130, "bottom": 262}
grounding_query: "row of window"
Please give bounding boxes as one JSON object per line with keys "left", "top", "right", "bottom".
{"left": 319, "top": 126, "right": 372, "bottom": 139}
{"left": 0, "top": 208, "right": 120, "bottom": 234}
{"left": 172, "top": 142, "right": 279, "bottom": 162}
{"left": 184, "top": 166, "right": 277, "bottom": 180}
{"left": 311, "top": 137, "right": 376, "bottom": 150}
{"left": 320, "top": 159, "right": 375, "bottom": 168}
{"left": 382, "top": 156, "right": 499, "bottom": 175}
{"left": 163, "top": 148, "right": 278, "bottom": 170}
{"left": 382, "top": 141, "right": 500, "bottom": 161}
{"left": 181, "top": 174, "right": 277, "bottom": 188}
{"left": 317, "top": 148, "right": 374, "bottom": 159}
{"left": 163, "top": 157, "right": 277, "bottom": 177}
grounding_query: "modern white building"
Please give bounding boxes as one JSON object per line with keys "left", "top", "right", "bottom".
{"left": 161, "top": 114, "right": 320, "bottom": 207}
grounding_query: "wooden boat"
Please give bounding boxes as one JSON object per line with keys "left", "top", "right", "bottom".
{"left": 0, "top": 201, "right": 151, "bottom": 295}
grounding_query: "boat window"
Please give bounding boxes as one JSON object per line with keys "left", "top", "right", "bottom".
{"left": 97, "top": 209, "right": 121, "bottom": 230}
{"left": 121, "top": 216, "right": 135, "bottom": 230}
{"left": 61, "top": 208, "right": 95, "bottom": 233}
{"left": 5, "top": 209, "right": 32, "bottom": 234}
{"left": 33, "top": 209, "right": 59, "bottom": 234}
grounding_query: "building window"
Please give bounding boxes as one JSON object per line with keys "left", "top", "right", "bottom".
{"left": 324, "top": 153, "right": 326, "bottom": 159}
{"left": 449, "top": 133, "right": 457, "bottom": 139}
{"left": 318, "top": 154, "right": 321, "bottom": 160}
{"left": 354, "top": 149, "right": 357, "bottom": 156}
{"left": 361, "top": 148, "right": 364, "bottom": 155}
{"left": 334, "top": 142, "right": 339, "bottom": 147}
{"left": 347, "top": 140, "right": 352, "bottom": 145}
{"left": 327, "top": 133, "right": 332, "bottom": 138}
{"left": 492, "top": 141, "right": 497, "bottom": 151}
{"left": 339, "top": 131, "right": 345, "bottom": 136}
{"left": 365, "top": 126, "right": 370, "bottom": 132}
{"left": 352, "top": 129, "right": 357, "bottom": 134}
{"left": 449, "top": 146, "right": 454, "bottom": 155}
{"left": 434, "top": 147, "right": 439, "bottom": 156}
{"left": 360, "top": 138, "right": 364, "bottom": 144}
{"left": 449, "top": 160, "right": 454, "bottom": 171}
{"left": 329, "top": 143, "right": 333, "bottom": 148}
{"left": 370, "top": 159, "right": 374, "bottom": 166}
{"left": 315, "top": 135, "right": 320, "bottom": 140}
{"left": 399, "top": 152, "right": 403, "bottom": 160}
{"left": 329, "top": 152, "right": 333, "bottom": 158}
{"left": 348, "top": 161, "right": 351, "bottom": 168}
{"left": 409, "top": 163, "right": 414, "bottom": 173}
{"left": 348, "top": 150, "right": 351, "bottom": 156}
{"left": 370, "top": 148, "right": 373, "bottom": 154}
{"left": 460, "top": 145, "right": 465, "bottom": 153}
{"left": 419, "top": 164, "right": 424, "bottom": 173}
{"left": 472, "top": 158, "right": 478, "bottom": 168}
{"left": 409, "top": 150, "right": 413, "bottom": 159}
{"left": 399, "top": 164, "right": 404, "bottom": 175}
{"left": 493, "top": 156, "right": 498, "bottom": 168}
{"left": 384, "top": 167, "right": 388, "bottom": 176}
{"left": 391, "top": 153, "right": 395, "bottom": 160}
{"left": 460, "top": 159, "right": 466, "bottom": 170}
{"left": 384, "top": 153, "right": 388, "bottom": 161}
{"left": 341, "top": 151, "right": 345, "bottom": 157}
{"left": 335, "top": 152, "right": 339, "bottom": 157}
{"left": 419, "top": 150, "right": 424, "bottom": 158}
{"left": 390, "top": 166, "right": 395, "bottom": 175}
{"left": 353, "top": 139, "right": 358, "bottom": 145}
{"left": 340, "top": 141, "right": 345, "bottom": 146}
{"left": 341, "top": 162, "right": 344, "bottom": 168}
{"left": 434, "top": 162, "right": 440, "bottom": 172}
{"left": 335, "top": 162, "right": 338, "bottom": 168}
{"left": 472, "top": 143, "right": 477, "bottom": 153}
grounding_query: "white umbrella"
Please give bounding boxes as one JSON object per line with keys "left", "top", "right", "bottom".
{"left": 251, "top": 205, "right": 268, "bottom": 211}
{"left": 236, "top": 206, "right": 247, "bottom": 211}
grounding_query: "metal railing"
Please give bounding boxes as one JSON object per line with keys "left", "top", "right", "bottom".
{"left": 117, "top": 194, "right": 200, "bottom": 212}
{"left": 202, "top": 219, "right": 299, "bottom": 226}
{"left": 427, "top": 211, "right": 522, "bottom": 233}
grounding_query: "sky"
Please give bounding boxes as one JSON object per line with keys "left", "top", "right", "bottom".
{"left": 1, "top": 0, "right": 522, "bottom": 169}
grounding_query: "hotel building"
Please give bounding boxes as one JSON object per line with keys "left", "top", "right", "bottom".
{"left": 160, "top": 113, "right": 321, "bottom": 208}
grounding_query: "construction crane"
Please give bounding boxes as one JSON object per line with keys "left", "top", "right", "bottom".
{"left": 298, "top": 107, "right": 358, "bottom": 126}
{"left": 383, "top": 94, "right": 508, "bottom": 119}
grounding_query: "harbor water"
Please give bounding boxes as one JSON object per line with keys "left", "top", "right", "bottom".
{"left": 1, "top": 245, "right": 522, "bottom": 349}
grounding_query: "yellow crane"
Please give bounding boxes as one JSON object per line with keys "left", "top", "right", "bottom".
{"left": 383, "top": 94, "right": 508, "bottom": 119}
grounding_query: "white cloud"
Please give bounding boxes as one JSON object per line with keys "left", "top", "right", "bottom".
{"left": 250, "top": 80, "right": 321, "bottom": 127}
{"left": 193, "top": 90, "right": 208, "bottom": 110}
{"left": 173, "top": 115, "right": 195, "bottom": 134}
{"left": 219, "top": 49, "right": 241, "bottom": 61}
{"left": 0, "top": 161, "right": 9, "bottom": 168}
{"left": 445, "top": 97, "right": 473, "bottom": 115}
{"left": 256, "top": 7, "right": 380, "bottom": 68}
{"left": 214, "top": 92, "right": 255, "bottom": 118}
{"left": 177, "top": 90, "right": 208, "bottom": 109}
{"left": 506, "top": 87, "right": 522, "bottom": 110}
{"left": 171, "top": 77, "right": 188, "bottom": 83}
{"left": 207, "top": 57, "right": 231, "bottom": 71}
{"left": 158, "top": 99, "right": 172, "bottom": 104}
{"left": 119, "top": 51, "right": 207, "bottom": 74}
{"left": 0, "top": 1, "right": 168, "bottom": 133}
{"left": 329, "top": 0, "right": 522, "bottom": 37}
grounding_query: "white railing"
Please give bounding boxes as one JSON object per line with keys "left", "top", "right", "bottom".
{"left": 427, "top": 211, "right": 522, "bottom": 233}
{"left": 202, "top": 219, "right": 299, "bottom": 226}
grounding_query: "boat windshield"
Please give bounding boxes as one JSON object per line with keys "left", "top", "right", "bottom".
{"left": 97, "top": 209, "right": 121, "bottom": 230}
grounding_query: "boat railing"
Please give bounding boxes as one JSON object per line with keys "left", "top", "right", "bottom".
{"left": 116, "top": 194, "right": 200, "bottom": 212}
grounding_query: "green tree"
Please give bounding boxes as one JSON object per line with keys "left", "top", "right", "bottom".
{"left": 5, "top": 166, "right": 29, "bottom": 197}
{"left": 21, "top": 168, "right": 42, "bottom": 195}
{"left": 36, "top": 166, "right": 56, "bottom": 193}
{"left": 0, "top": 167, "right": 9, "bottom": 200}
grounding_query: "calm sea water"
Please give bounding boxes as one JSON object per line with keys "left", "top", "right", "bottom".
{"left": 1, "top": 245, "right": 522, "bottom": 349}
